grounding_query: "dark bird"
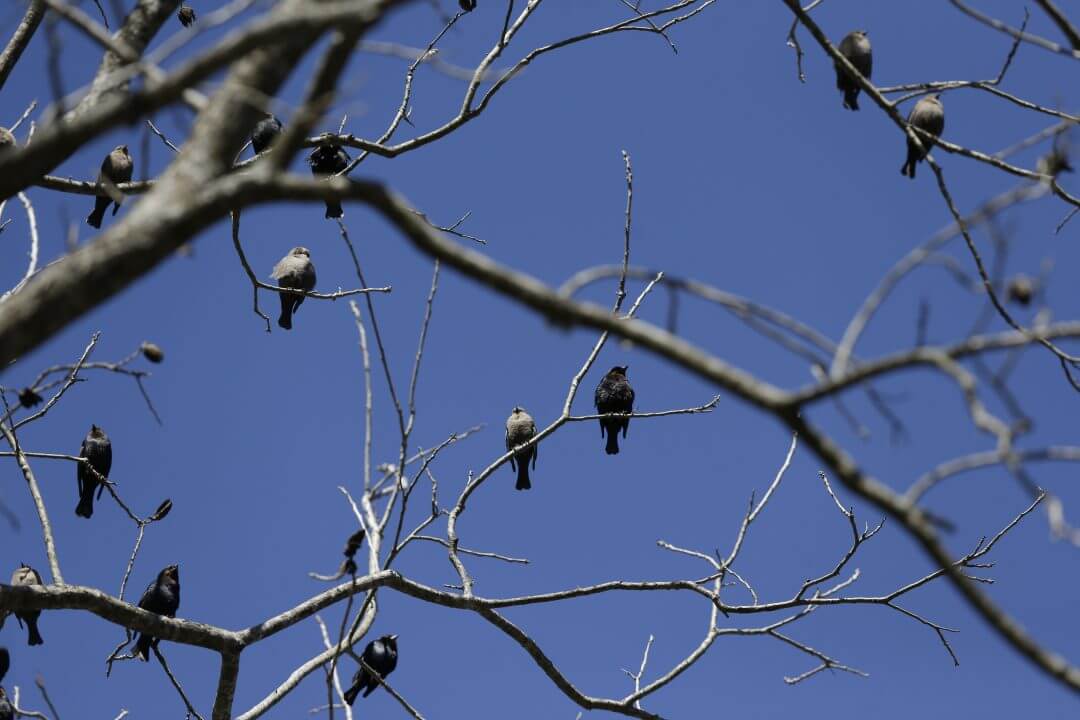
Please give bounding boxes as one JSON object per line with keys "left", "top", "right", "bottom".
{"left": 140, "top": 341, "right": 165, "bottom": 363}
{"left": 900, "top": 94, "right": 945, "bottom": 179}
{"left": 459, "top": 0, "right": 477, "bottom": 10}
{"left": 76, "top": 424, "right": 112, "bottom": 519}
{"left": 835, "top": 30, "right": 871, "bottom": 111}
{"left": 505, "top": 406, "right": 537, "bottom": 490}
{"left": 86, "top": 145, "right": 133, "bottom": 228}
{"left": 251, "top": 114, "right": 282, "bottom": 154}
{"left": 308, "top": 143, "right": 351, "bottom": 219}
{"left": 0, "top": 646, "right": 9, "bottom": 684}
{"left": 344, "top": 634, "right": 398, "bottom": 705}
{"left": 133, "top": 565, "right": 180, "bottom": 661}
{"left": 270, "top": 247, "right": 316, "bottom": 330}
{"left": 1006, "top": 274, "right": 1034, "bottom": 306}
{"left": 0, "top": 687, "right": 12, "bottom": 720}
{"left": 594, "top": 366, "right": 635, "bottom": 455}
{"left": 17, "top": 388, "right": 41, "bottom": 408}
{"left": 10, "top": 564, "right": 43, "bottom": 646}
{"left": 342, "top": 528, "right": 366, "bottom": 575}
{"left": 177, "top": 4, "right": 196, "bottom": 26}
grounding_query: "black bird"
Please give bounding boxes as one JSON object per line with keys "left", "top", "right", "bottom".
{"left": 0, "top": 687, "right": 12, "bottom": 720}
{"left": 344, "top": 634, "right": 398, "bottom": 704}
{"left": 505, "top": 406, "right": 537, "bottom": 490}
{"left": 177, "top": 4, "right": 196, "bottom": 26}
{"left": 17, "top": 388, "right": 41, "bottom": 408}
{"left": 0, "top": 646, "right": 9, "bottom": 684}
{"left": 251, "top": 114, "right": 282, "bottom": 154}
{"left": 900, "top": 94, "right": 945, "bottom": 179}
{"left": 835, "top": 30, "right": 871, "bottom": 111}
{"left": 133, "top": 565, "right": 180, "bottom": 661}
{"left": 594, "top": 366, "right": 634, "bottom": 455}
{"left": 10, "top": 565, "right": 43, "bottom": 646}
{"left": 86, "top": 145, "right": 133, "bottom": 228}
{"left": 308, "top": 143, "right": 351, "bottom": 219}
{"left": 341, "top": 528, "right": 366, "bottom": 575}
{"left": 76, "top": 424, "right": 112, "bottom": 519}
{"left": 270, "top": 247, "right": 317, "bottom": 330}
{"left": 459, "top": 0, "right": 477, "bottom": 10}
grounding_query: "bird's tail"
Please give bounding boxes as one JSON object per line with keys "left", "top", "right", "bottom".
{"left": 515, "top": 459, "right": 531, "bottom": 491}
{"left": 325, "top": 200, "right": 344, "bottom": 219}
{"left": 277, "top": 293, "right": 293, "bottom": 330}
{"left": 343, "top": 683, "right": 361, "bottom": 705}
{"left": 135, "top": 633, "right": 152, "bottom": 660}
{"left": 604, "top": 423, "right": 620, "bottom": 455}
{"left": 27, "top": 619, "right": 43, "bottom": 646}
{"left": 843, "top": 89, "right": 859, "bottom": 111}
{"left": 75, "top": 486, "right": 95, "bottom": 518}
{"left": 901, "top": 151, "right": 916, "bottom": 178}
{"left": 86, "top": 196, "right": 110, "bottom": 228}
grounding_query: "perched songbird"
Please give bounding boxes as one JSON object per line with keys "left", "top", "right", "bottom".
{"left": 0, "top": 687, "right": 12, "bottom": 720}
{"left": 594, "top": 366, "right": 635, "bottom": 455}
{"left": 251, "top": 113, "right": 282, "bottom": 154}
{"left": 0, "top": 646, "right": 9, "bottom": 684}
{"left": 177, "top": 4, "right": 196, "bottom": 26}
{"left": 76, "top": 424, "right": 112, "bottom": 519}
{"left": 133, "top": 565, "right": 180, "bottom": 661}
{"left": 140, "top": 341, "right": 165, "bottom": 363}
{"left": 1006, "top": 274, "right": 1034, "bottom": 306}
{"left": 0, "top": 127, "right": 15, "bottom": 155}
{"left": 10, "top": 565, "right": 44, "bottom": 646}
{"left": 505, "top": 407, "right": 537, "bottom": 490}
{"left": 459, "top": 0, "right": 477, "bottom": 10}
{"left": 342, "top": 528, "right": 366, "bottom": 575}
{"left": 86, "top": 145, "right": 133, "bottom": 228}
{"left": 835, "top": 30, "right": 871, "bottom": 111}
{"left": 270, "top": 247, "right": 316, "bottom": 330}
{"left": 344, "top": 635, "right": 399, "bottom": 705}
{"left": 308, "top": 143, "right": 351, "bottom": 219}
{"left": 900, "top": 94, "right": 945, "bottom": 179}
{"left": 17, "top": 388, "right": 41, "bottom": 408}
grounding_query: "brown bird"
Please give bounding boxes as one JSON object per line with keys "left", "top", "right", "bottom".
{"left": 835, "top": 30, "right": 871, "bottom": 111}
{"left": 86, "top": 145, "right": 133, "bottom": 228}
{"left": 177, "top": 4, "right": 196, "bottom": 27}
{"left": 76, "top": 424, "right": 112, "bottom": 519}
{"left": 505, "top": 407, "right": 537, "bottom": 490}
{"left": 9, "top": 564, "right": 44, "bottom": 646}
{"left": 270, "top": 247, "right": 317, "bottom": 330}
{"left": 900, "top": 94, "right": 945, "bottom": 179}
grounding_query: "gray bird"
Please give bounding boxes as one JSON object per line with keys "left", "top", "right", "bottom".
{"left": 0, "top": 128, "right": 15, "bottom": 155}
{"left": 86, "top": 145, "right": 133, "bottom": 228}
{"left": 594, "top": 366, "right": 635, "bottom": 455}
{"left": 505, "top": 407, "right": 537, "bottom": 490}
{"left": 1006, "top": 274, "right": 1034, "bottom": 306}
{"left": 76, "top": 424, "right": 112, "bottom": 519}
{"left": 0, "top": 687, "right": 12, "bottom": 720}
{"left": 177, "top": 4, "right": 196, "bottom": 26}
{"left": 835, "top": 30, "right": 871, "bottom": 111}
{"left": 10, "top": 565, "right": 43, "bottom": 646}
{"left": 251, "top": 113, "right": 282, "bottom": 154}
{"left": 270, "top": 247, "right": 316, "bottom": 330}
{"left": 344, "top": 634, "right": 398, "bottom": 704}
{"left": 901, "top": 94, "right": 945, "bottom": 179}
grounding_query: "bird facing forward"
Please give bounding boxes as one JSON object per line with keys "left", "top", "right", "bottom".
{"left": 133, "top": 565, "right": 180, "bottom": 661}
{"left": 505, "top": 406, "right": 537, "bottom": 490}
{"left": 86, "top": 145, "right": 133, "bottom": 228}
{"left": 76, "top": 424, "right": 112, "bottom": 519}
{"left": 594, "top": 366, "right": 635, "bottom": 455}
{"left": 9, "top": 565, "right": 44, "bottom": 646}
{"left": 270, "top": 247, "right": 316, "bottom": 330}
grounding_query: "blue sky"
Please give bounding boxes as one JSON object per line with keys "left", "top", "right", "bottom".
{"left": 1, "top": 0, "right": 1079, "bottom": 717}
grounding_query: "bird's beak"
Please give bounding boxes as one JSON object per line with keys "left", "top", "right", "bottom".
{"left": 389, "top": 634, "right": 399, "bottom": 642}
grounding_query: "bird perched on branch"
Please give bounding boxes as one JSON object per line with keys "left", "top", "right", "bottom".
{"left": 459, "top": 0, "right": 477, "bottom": 10}
{"left": 344, "top": 635, "right": 399, "bottom": 704}
{"left": 133, "top": 565, "right": 180, "bottom": 661}
{"left": 0, "top": 686, "right": 12, "bottom": 720}
{"left": 834, "top": 30, "right": 871, "bottom": 111}
{"left": 506, "top": 406, "right": 537, "bottom": 490}
{"left": 594, "top": 366, "right": 635, "bottom": 455}
{"left": 0, "top": 127, "right": 15, "bottom": 155}
{"left": 177, "top": 4, "right": 196, "bottom": 27}
{"left": 9, "top": 565, "right": 43, "bottom": 646}
{"left": 86, "top": 145, "right": 133, "bottom": 228}
{"left": 900, "top": 94, "right": 944, "bottom": 179}
{"left": 308, "top": 143, "right": 351, "bottom": 219}
{"left": 251, "top": 113, "right": 282, "bottom": 154}
{"left": 270, "top": 247, "right": 316, "bottom": 330}
{"left": 341, "top": 528, "right": 366, "bottom": 575}
{"left": 76, "top": 424, "right": 112, "bottom": 519}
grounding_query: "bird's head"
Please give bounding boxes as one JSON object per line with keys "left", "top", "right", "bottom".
{"left": 382, "top": 634, "right": 399, "bottom": 650}
{"left": 609, "top": 365, "right": 628, "bottom": 377}
{"left": 90, "top": 423, "right": 100, "bottom": 433}
{"left": 855, "top": 29, "right": 868, "bottom": 37}
{"left": 291, "top": 246, "right": 311, "bottom": 257}
{"left": 162, "top": 564, "right": 180, "bottom": 583}
{"left": 512, "top": 406, "right": 523, "bottom": 415}
{"left": 117, "top": 145, "right": 129, "bottom": 155}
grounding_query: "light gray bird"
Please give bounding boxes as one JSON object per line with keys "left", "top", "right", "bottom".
{"left": 87, "top": 145, "right": 133, "bottom": 228}
{"left": 270, "top": 247, "right": 316, "bottom": 330}
{"left": 901, "top": 94, "right": 945, "bottom": 179}
{"left": 505, "top": 407, "right": 537, "bottom": 491}
{"left": 9, "top": 564, "right": 43, "bottom": 646}
{"left": 835, "top": 30, "right": 871, "bottom": 111}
